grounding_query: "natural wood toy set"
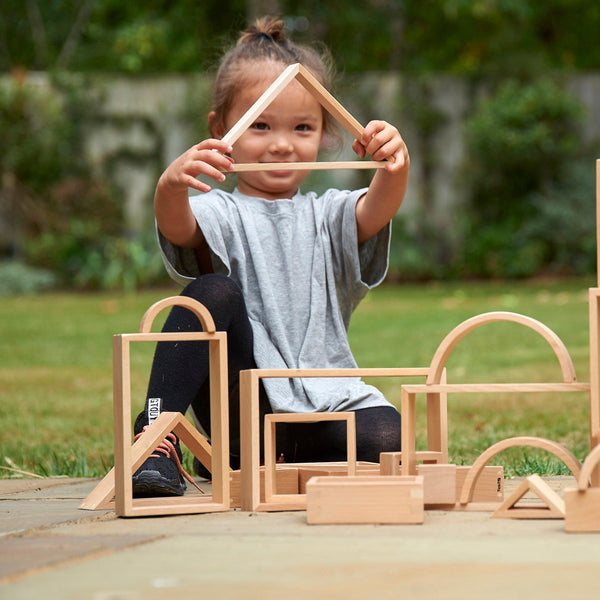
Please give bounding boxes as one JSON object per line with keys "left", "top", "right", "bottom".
{"left": 81, "top": 64, "right": 600, "bottom": 531}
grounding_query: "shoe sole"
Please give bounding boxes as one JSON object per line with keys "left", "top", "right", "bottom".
{"left": 132, "top": 470, "right": 186, "bottom": 497}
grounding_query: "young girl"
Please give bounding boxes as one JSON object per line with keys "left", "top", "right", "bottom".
{"left": 132, "top": 16, "right": 410, "bottom": 497}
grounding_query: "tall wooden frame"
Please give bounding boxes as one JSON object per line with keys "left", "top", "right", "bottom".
{"left": 399, "top": 312, "right": 590, "bottom": 511}
{"left": 589, "top": 159, "right": 600, "bottom": 482}
{"left": 80, "top": 296, "right": 230, "bottom": 517}
{"left": 239, "top": 367, "right": 437, "bottom": 512}
{"left": 221, "top": 62, "right": 387, "bottom": 172}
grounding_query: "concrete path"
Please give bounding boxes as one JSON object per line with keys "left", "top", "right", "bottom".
{"left": 1, "top": 477, "right": 600, "bottom": 600}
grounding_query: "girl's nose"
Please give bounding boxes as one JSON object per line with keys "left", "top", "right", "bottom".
{"left": 269, "top": 135, "right": 293, "bottom": 154}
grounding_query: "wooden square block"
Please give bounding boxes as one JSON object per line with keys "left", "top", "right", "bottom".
{"left": 417, "top": 464, "right": 457, "bottom": 505}
{"left": 565, "top": 487, "right": 600, "bottom": 532}
{"left": 306, "top": 475, "right": 424, "bottom": 525}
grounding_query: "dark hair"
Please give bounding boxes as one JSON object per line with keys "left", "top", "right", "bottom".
{"left": 210, "top": 16, "right": 340, "bottom": 147}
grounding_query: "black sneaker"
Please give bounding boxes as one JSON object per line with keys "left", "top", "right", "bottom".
{"left": 132, "top": 398, "right": 189, "bottom": 498}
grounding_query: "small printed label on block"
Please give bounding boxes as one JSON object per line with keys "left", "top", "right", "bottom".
{"left": 456, "top": 465, "right": 504, "bottom": 502}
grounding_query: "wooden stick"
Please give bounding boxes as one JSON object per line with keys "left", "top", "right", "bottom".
{"left": 221, "top": 63, "right": 300, "bottom": 146}
{"left": 296, "top": 65, "right": 364, "bottom": 141}
{"left": 596, "top": 159, "right": 600, "bottom": 287}
{"left": 227, "top": 160, "right": 386, "bottom": 172}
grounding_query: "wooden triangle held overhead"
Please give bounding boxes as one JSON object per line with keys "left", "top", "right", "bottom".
{"left": 491, "top": 474, "right": 565, "bottom": 520}
{"left": 221, "top": 62, "right": 387, "bottom": 173}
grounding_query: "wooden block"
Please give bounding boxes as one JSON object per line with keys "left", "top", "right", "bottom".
{"left": 492, "top": 474, "right": 565, "bottom": 520}
{"left": 306, "top": 476, "right": 424, "bottom": 525}
{"left": 417, "top": 464, "right": 456, "bottom": 505}
{"left": 456, "top": 465, "right": 504, "bottom": 503}
{"left": 565, "top": 487, "right": 600, "bottom": 532}
{"left": 298, "top": 464, "right": 380, "bottom": 493}
{"left": 229, "top": 467, "right": 298, "bottom": 508}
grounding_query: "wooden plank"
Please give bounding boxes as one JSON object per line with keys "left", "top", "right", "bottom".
{"left": 221, "top": 63, "right": 300, "bottom": 146}
{"left": 403, "top": 383, "right": 590, "bottom": 394}
{"left": 306, "top": 476, "right": 424, "bottom": 524}
{"left": 296, "top": 64, "right": 365, "bottom": 140}
{"left": 229, "top": 161, "right": 385, "bottom": 172}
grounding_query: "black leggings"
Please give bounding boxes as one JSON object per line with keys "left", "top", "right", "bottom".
{"left": 145, "top": 274, "right": 402, "bottom": 467}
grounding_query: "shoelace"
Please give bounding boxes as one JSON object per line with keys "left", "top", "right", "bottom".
{"left": 135, "top": 426, "right": 205, "bottom": 494}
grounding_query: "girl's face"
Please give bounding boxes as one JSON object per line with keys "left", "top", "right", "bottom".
{"left": 221, "top": 69, "right": 325, "bottom": 200}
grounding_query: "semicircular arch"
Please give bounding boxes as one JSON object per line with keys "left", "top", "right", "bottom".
{"left": 459, "top": 436, "right": 582, "bottom": 504}
{"left": 138, "top": 296, "right": 216, "bottom": 334}
{"left": 426, "top": 311, "right": 577, "bottom": 385}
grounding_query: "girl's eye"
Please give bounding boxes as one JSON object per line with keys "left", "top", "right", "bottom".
{"left": 251, "top": 122, "right": 269, "bottom": 131}
{"left": 296, "top": 124, "right": 312, "bottom": 132}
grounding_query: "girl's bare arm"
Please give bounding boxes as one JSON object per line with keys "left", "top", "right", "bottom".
{"left": 154, "top": 139, "right": 234, "bottom": 248}
{"left": 353, "top": 121, "right": 410, "bottom": 244}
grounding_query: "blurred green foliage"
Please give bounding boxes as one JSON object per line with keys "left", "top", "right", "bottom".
{"left": 0, "top": 1, "right": 599, "bottom": 289}
{"left": 458, "top": 78, "right": 595, "bottom": 278}
{"left": 2, "top": 1, "right": 599, "bottom": 75}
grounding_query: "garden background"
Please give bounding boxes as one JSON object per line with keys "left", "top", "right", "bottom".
{"left": 1, "top": 0, "right": 599, "bottom": 478}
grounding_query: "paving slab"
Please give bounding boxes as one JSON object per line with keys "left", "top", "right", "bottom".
{"left": 1, "top": 477, "right": 600, "bottom": 600}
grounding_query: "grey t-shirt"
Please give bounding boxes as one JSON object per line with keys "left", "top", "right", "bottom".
{"left": 158, "top": 187, "right": 392, "bottom": 413}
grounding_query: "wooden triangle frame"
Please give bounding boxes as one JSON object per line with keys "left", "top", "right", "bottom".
{"left": 222, "top": 62, "right": 386, "bottom": 172}
{"left": 79, "top": 412, "right": 217, "bottom": 513}
{"left": 491, "top": 474, "right": 565, "bottom": 519}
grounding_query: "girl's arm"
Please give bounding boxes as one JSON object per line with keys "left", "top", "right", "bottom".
{"left": 353, "top": 121, "right": 410, "bottom": 244}
{"left": 154, "top": 139, "right": 234, "bottom": 248}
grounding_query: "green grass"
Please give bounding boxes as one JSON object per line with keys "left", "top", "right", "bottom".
{"left": 0, "top": 277, "right": 595, "bottom": 479}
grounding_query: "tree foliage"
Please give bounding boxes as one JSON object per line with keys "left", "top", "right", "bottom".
{"left": 1, "top": 0, "right": 599, "bottom": 74}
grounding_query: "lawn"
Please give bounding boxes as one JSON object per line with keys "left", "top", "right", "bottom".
{"left": 0, "top": 276, "right": 595, "bottom": 479}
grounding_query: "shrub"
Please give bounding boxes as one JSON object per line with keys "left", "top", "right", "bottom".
{"left": 0, "top": 261, "right": 57, "bottom": 296}
{"left": 459, "top": 77, "right": 594, "bottom": 277}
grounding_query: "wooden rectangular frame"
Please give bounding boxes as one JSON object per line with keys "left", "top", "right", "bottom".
{"left": 400, "top": 382, "right": 590, "bottom": 478}
{"left": 263, "top": 412, "right": 356, "bottom": 510}
{"left": 239, "top": 367, "right": 439, "bottom": 512}
{"left": 111, "top": 330, "right": 230, "bottom": 516}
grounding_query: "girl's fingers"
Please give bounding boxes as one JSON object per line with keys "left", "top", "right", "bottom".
{"left": 352, "top": 139, "right": 367, "bottom": 159}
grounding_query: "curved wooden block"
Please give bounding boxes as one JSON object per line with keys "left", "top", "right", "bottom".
{"left": 459, "top": 436, "right": 582, "bottom": 505}
{"left": 577, "top": 444, "right": 600, "bottom": 490}
{"left": 426, "top": 311, "right": 578, "bottom": 385}
{"left": 138, "top": 296, "right": 216, "bottom": 334}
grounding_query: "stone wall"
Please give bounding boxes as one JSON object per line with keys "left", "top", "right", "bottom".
{"left": 2, "top": 71, "right": 600, "bottom": 242}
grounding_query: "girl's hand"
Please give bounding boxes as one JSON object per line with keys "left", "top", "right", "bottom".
{"left": 352, "top": 120, "right": 409, "bottom": 174}
{"left": 158, "top": 139, "right": 235, "bottom": 194}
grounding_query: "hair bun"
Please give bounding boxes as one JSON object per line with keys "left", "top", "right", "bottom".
{"left": 238, "top": 16, "right": 287, "bottom": 45}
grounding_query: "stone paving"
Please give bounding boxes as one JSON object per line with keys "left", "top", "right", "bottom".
{"left": 1, "top": 476, "right": 600, "bottom": 600}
